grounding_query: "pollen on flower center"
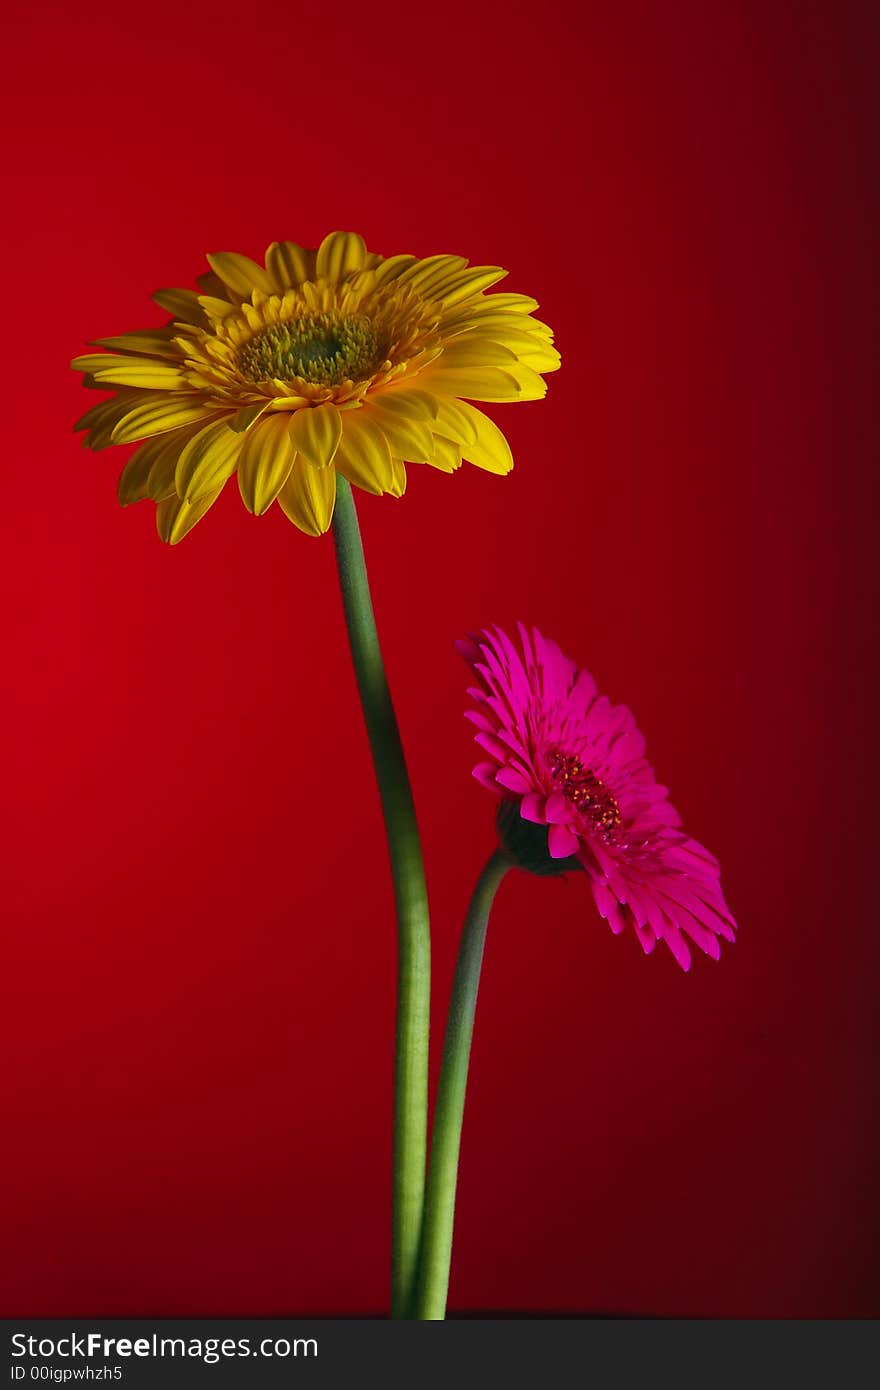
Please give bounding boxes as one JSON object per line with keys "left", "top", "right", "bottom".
{"left": 237, "top": 311, "right": 385, "bottom": 385}
{"left": 550, "top": 749, "right": 621, "bottom": 841}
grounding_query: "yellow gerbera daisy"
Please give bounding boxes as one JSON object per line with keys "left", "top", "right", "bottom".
{"left": 72, "top": 232, "right": 560, "bottom": 543}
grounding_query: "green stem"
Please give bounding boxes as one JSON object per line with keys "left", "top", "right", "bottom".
{"left": 330, "top": 476, "right": 431, "bottom": 1320}
{"left": 415, "top": 848, "right": 511, "bottom": 1319}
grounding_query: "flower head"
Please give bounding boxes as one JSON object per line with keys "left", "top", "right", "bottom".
{"left": 72, "top": 233, "right": 559, "bottom": 543}
{"left": 459, "top": 625, "right": 737, "bottom": 970}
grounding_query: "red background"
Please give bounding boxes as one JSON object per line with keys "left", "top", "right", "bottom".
{"left": 3, "top": 0, "right": 877, "bottom": 1318}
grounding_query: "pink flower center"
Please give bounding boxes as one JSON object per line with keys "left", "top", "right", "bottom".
{"left": 549, "top": 750, "right": 622, "bottom": 842}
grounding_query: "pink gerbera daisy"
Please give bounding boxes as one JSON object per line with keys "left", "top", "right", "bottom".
{"left": 458, "top": 624, "right": 737, "bottom": 970}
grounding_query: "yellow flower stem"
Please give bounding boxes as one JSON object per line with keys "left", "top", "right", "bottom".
{"left": 331, "top": 476, "right": 431, "bottom": 1320}
{"left": 415, "top": 848, "right": 512, "bottom": 1319}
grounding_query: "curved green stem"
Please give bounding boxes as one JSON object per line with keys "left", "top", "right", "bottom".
{"left": 330, "top": 476, "right": 431, "bottom": 1320}
{"left": 415, "top": 848, "right": 511, "bottom": 1319}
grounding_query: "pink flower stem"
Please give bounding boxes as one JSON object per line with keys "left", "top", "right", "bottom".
{"left": 331, "top": 476, "right": 431, "bottom": 1320}
{"left": 415, "top": 847, "right": 512, "bottom": 1319}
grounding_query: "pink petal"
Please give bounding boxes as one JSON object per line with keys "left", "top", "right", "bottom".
{"left": 455, "top": 636, "right": 480, "bottom": 664}
{"left": 660, "top": 924, "right": 692, "bottom": 972}
{"left": 606, "top": 904, "right": 627, "bottom": 934}
{"left": 475, "top": 730, "right": 513, "bottom": 761}
{"left": 590, "top": 880, "right": 617, "bottom": 918}
{"left": 473, "top": 762, "right": 502, "bottom": 792}
{"left": 496, "top": 765, "right": 532, "bottom": 794}
{"left": 545, "top": 792, "right": 573, "bottom": 824}
{"left": 572, "top": 668, "right": 597, "bottom": 706}
{"left": 495, "top": 726, "right": 531, "bottom": 759}
{"left": 614, "top": 728, "right": 646, "bottom": 763}
{"left": 548, "top": 824, "right": 579, "bottom": 858}
{"left": 632, "top": 919, "right": 657, "bottom": 954}
{"left": 459, "top": 622, "right": 735, "bottom": 975}
{"left": 520, "top": 793, "right": 547, "bottom": 823}
{"left": 669, "top": 903, "right": 723, "bottom": 960}
{"left": 464, "top": 709, "right": 496, "bottom": 732}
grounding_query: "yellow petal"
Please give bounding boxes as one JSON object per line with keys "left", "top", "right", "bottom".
{"left": 513, "top": 342, "right": 561, "bottom": 372}
{"left": 371, "top": 254, "right": 417, "bottom": 285}
{"left": 206, "top": 252, "right": 273, "bottom": 298}
{"left": 74, "top": 397, "right": 118, "bottom": 434}
{"left": 363, "top": 400, "right": 434, "bottom": 462}
{"left": 426, "top": 436, "right": 462, "bottom": 473}
{"left": 265, "top": 395, "right": 311, "bottom": 411}
{"left": 266, "top": 240, "right": 315, "bottom": 292}
{"left": 370, "top": 387, "right": 438, "bottom": 419}
{"left": 111, "top": 397, "right": 218, "bottom": 445}
{"left": 156, "top": 486, "right": 224, "bottom": 545}
{"left": 416, "top": 365, "right": 526, "bottom": 403}
{"left": 452, "top": 322, "right": 560, "bottom": 371}
{"left": 436, "top": 339, "right": 519, "bottom": 369}
{"left": 122, "top": 420, "right": 210, "bottom": 505}
{"left": 237, "top": 414, "right": 295, "bottom": 515}
{"left": 315, "top": 231, "right": 367, "bottom": 282}
{"left": 396, "top": 254, "right": 468, "bottom": 298}
{"left": 72, "top": 353, "right": 143, "bottom": 374}
{"left": 117, "top": 445, "right": 157, "bottom": 506}
{"left": 195, "top": 270, "right": 228, "bottom": 298}
{"left": 197, "top": 295, "right": 237, "bottom": 320}
{"left": 152, "top": 288, "right": 207, "bottom": 325}
{"left": 501, "top": 365, "right": 550, "bottom": 400}
{"left": 421, "top": 362, "right": 550, "bottom": 402}
{"left": 438, "top": 266, "right": 508, "bottom": 308}
{"left": 388, "top": 459, "right": 407, "bottom": 497}
{"left": 448, "top": 314, "right": 554, "bottom": 343}
{"left": 74, "top": 355, "right": 189, "bottom": 390}
{"left": 75, "top": 392, "right": 141, "bottom": 449}
{"left": 335, "top": 412, "right": 394, "bottom": 495}
{"left": 91, "top": 330, "right": 179, "bottom": 359}
{"left": 145, "top": 430, "right": 198, "bottom": 501}
{"left": 175, "top": 418, "right": 244, "bottom": 502}
{"left": 465, "top": 292, "right": 539, "bottom": 314}
{"left": 118, "top": 429, "right": 193, "bottom": 505}
{"left": 431, "top": 395, "right": 478, "bottom": 445}
{"left": 229, "top": 402, "right": 271, "bottom": 432}
{"left": 288, "top": 403, "right": 342, "bottom": 469}
{"left": 454, "top": 401, "right": 514, "bottom": 474}
{"left": 278, "top": 458, "right": 337, "bottom": 535}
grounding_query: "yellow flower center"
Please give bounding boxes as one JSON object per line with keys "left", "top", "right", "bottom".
{"left": 237, "top": 311, "right": 385, "bottom": 385}
{"left": 550, "top": 750, "right": 621, "bottom": 841}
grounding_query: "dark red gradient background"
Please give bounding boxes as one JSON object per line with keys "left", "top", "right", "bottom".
{"left": 3, "top": 1, "right": 877, "bottom": 1318}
